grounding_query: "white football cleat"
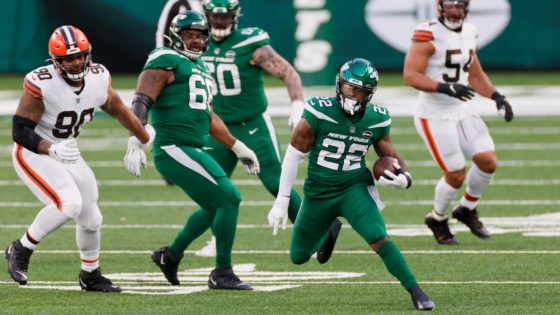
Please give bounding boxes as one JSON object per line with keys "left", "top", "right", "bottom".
{"left": 195, "top": 236, "right": 216, "bottom": 257}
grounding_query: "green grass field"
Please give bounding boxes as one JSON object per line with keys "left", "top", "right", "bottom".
{"left": 1, "top": 114, "right": 559, "bottom": 314}
{"left": 0, "top": 71, "right": 559, "bottom": 90}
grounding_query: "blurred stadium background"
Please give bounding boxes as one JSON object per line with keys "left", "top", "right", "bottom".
{"left": 1, "top": 1, "right": 559, "bottom": 314}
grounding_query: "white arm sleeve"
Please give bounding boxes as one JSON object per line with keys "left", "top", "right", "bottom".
{"left": 278, "top": 144, "right": 307, "bottom": 197}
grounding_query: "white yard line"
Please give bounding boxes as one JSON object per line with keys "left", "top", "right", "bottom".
{"left": 2, "top": 160, "right": 560, "bottom": 168}
{"left": 1, "top": 179, "right": 559, "bottom": 186}
{"left": 1, "top": 200, "right": 560, "bottom": 208}
{"left": 1, "top": 142, "right": 560, "bottom": 154}
{"left": 1, "top": 249, "right": 559, "bottom": 255}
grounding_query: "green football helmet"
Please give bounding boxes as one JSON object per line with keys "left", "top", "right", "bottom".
{"left": 169, "top": 11, "right": 209, "bottom": 60}
{"left": 335, "top": 58, "right": 379, "bottom": 115}
{"left": 202, "top": 0, "right": 241, "bottom": 38}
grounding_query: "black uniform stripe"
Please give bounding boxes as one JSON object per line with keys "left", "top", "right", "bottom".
{"left": 58, "top": 25, "right": 76, "bottom": 46}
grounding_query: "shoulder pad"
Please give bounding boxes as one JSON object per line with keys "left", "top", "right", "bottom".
{"left": 412, "top": 21, "right": 435, "bottom": 42}
{"left": 232, "top": 27, "right": 270, "bottom": 49}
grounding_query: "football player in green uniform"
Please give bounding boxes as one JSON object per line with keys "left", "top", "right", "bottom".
{"left": 124, "top": 11, "right": 259, "bottom": 290}
{"left": 186, "top": 0, "right": 340, "bottom": 257}
{"left": 268, "top": 59, "right": 435, "bottom": 311}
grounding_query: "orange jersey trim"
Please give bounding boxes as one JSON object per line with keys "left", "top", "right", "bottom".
{"left": 15, "top": 145, "right": 62, "bottom": 211}
{"left": 412, "top": 30, "right": 434, "bottom": 42}
{"left": 419, "top": 118, "right": 448, "bottom": 173}
{"left": 23, "top": 79, "right": 43, "bottom": 99}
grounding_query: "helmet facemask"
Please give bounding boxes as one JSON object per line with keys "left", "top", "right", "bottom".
{"left": 206, "top": 11, "right": 238, "bottom": 38}
{"left": 335, "top": 59, "right": 379, "bottom": 116}
{"left": 203, "top": 0, "right": 240, "bottom": 39}
{"left": 437, "top": 0, "right": 470, "bottom": 30}
{"left": 53, "top": 50, "right": 92, "bottom": 82}
{"left": 169, "top": 13, "right": 210, "bottom": 60}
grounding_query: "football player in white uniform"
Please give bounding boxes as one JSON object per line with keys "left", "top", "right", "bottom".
{"left": 5, "top": 25, "right": 154, "bottom": 291}
{"left": 403, "top": 0, "right": 514, "bottom": 245}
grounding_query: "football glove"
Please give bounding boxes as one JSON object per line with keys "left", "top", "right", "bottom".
{"left": 436, "top": 83, "right": 475, "bottom": 101}
{"left": 231, "top": 140, "right": 260, "bottom": 175}
{"left": 48, "top": 138, "right": 80, "bottom": 163}
{"left": 268, "top": 195, "right": 290, "bottom": 235}
{"left": 123, "top": 124, "right": 155, "bottom": 177}
{"left": 377, "top": 162, "right": 413, "bottom": 189}
{"left": 492, "top": 91, "right": 514, "bottom": 122}
{"left": 288, "top": 100, "right": 305, "bottom": 131}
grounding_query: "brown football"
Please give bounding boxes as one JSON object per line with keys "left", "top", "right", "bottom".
{"left": 373, "top": 156, "right": 398, "bottom": 181}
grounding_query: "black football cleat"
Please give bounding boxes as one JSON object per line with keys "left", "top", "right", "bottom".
{"left": 317, "top": 219, "right": 342, "bottom": 264}
{"left": 425, "top": 216, "right": 459, "bottom": 245}
{"left": 408, "top": 285, "right": 435, "bottom": 311}
{"left": 5, "top": 240, "right": 33, "bottom": 285}
{"left": 79, "top": 268, "right": 121, "bottom": 292}
{"left": 152, "top": 246, "right": 181, "bottom": 285}
{"left": 452, "top": 206, "right": 491, "bottom": 239}
{"left": 208, "top": 267, "right": 252, "bottom": 290}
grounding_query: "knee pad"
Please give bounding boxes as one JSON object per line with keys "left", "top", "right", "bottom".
{"left": 290, "top": 250, "right": 311, "bottom": 265}
{"left": 60, "top": 199, "right": 82, "bottom": 219}
{"left": 76, "top": 204, "right": 103, "bottom": 231}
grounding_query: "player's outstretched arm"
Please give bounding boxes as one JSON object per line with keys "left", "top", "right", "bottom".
{"left": 251, "top": 44, "right": 305, "bottom": 130}
{"left": 102, "top": 87, "right": 151, "bottom": 144}
{"left": 468, "top": 53, "right": 514, "bottom": 122}
{"left": 268, "top": 119, "right": 314, "bottom": 235}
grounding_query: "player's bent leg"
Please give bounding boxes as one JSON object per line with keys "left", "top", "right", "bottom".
{"left": 154, "top": 146, "right": 248, "bottom": 288}
{"left": 290, "top": 198, "right": 334, "bottom": 265}
{"left": 316, "top": 219, "right": 342, "bottom": 264}
{"left": 10, "top": 146, "right": 83, "bottom": 284}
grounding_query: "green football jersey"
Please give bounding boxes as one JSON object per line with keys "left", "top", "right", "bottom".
{"left": 143, "top": 48, "right": 213, "bottom": 149}
{"left": 201, "top": 27, "right": 270, "bottom": 124}
{"left": 303, "top": 96, "right": 392, "bottom": 198}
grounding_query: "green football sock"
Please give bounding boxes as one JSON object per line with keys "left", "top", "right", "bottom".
{"left": 169, "top": 209, "right": 212, "bottom": 258}
{"left": 376, "top": 240, "right": 418, "bottom": 289}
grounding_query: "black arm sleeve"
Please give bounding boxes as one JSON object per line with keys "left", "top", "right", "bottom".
{"left": 12, "top": 115, "right": 43, "bottom": 153}
{"left": 131, "top": 93, "right": 154, "bottom": 125}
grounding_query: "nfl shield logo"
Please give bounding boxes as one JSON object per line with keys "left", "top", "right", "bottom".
{"left": 349, "top": 126, "right": 355, "bottom": 133}
{"left": 214, "top": 48, "right": 220, "bottom": 55}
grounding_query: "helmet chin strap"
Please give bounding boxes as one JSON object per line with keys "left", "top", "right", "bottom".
{"left": 211, "top": 26, "right": 232, "bottom": 38}
{"left": 341, "top": 97, "right": 359, "bottom": 116}
{"left": 443, "top": 17, "right": 463, "bottom": 30}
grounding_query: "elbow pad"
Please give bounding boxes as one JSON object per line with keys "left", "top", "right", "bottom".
{"left": 131, "top": 93, "right": 154, "bottom": 125}
{"left": 12, "top": 115, "right": 43, "bottom": 153}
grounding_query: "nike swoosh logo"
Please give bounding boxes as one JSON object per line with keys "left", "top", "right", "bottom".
{"left": 160, "top": 255, "right": 166, "bottom": 265}
{"left": 249, "top": 128, "right": 258, "bottom": 135}
{"left": 15, "top": 270, "right": 27, "bottom": 280}
{"left": 210, "top": 277, "right": 217, "bottom": 286}
{"left": 79, "top": 278, "right": 86, "bottom": 287}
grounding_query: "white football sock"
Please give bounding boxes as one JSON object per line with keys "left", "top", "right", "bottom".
{"left": 21, "top": 204, "right": 70, "bottom": 250}
{"left": 76, "top": 226, "right": 100, "bottom": 272}
{"left": 433, "top": 177, "right": 459, "bottom": 217}
{"left": 460, "top": 164, "right": 494, "bottom": 209}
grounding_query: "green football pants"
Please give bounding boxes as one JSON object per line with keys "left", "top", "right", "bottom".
{"left": 154, "top": 145, "right": 241, "bottom": 268}
{"left": 290, "top": 184, "right": 388, "bottom": 264}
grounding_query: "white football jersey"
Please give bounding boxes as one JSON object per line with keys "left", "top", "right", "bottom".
{"left": 23, "top": 63, "right": 110, "bottom": 143}
{"left": 412, "top": 19, "right": 478, "bottom": 120}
